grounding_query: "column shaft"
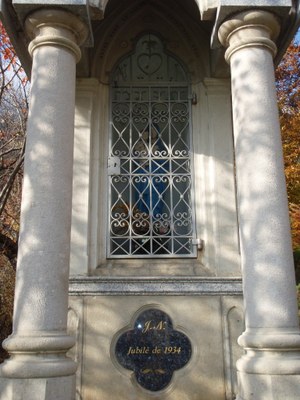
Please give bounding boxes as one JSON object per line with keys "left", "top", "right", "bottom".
{"left": 0, "top": 9, "right": 88, "bottom": 389}
{"left": 230, "top": 31, "right": 298, "bottom": 331}
{"left": 219, "top": 10, "right": 300, "bottom": 400}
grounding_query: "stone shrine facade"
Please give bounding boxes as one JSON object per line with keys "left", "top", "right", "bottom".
{"left": 0, "top": 1, "right": 300, "bottom": 399}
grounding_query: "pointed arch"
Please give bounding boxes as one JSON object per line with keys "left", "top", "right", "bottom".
{"left": 91, "top": 0, "right": 209, "bottom": 83}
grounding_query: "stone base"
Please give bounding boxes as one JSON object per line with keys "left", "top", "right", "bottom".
{"left": 68, "top": 295, "right": 244, "bottom": 399}
{"left": 236, "top": 371, "right": 300, "bottom": 400}
{"left": 0, "top": 375, "right": 76, "bottom": 400}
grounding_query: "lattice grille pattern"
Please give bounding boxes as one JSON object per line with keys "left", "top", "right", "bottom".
{"left": 108, "top": 34, "right": 196, "bottom": 258}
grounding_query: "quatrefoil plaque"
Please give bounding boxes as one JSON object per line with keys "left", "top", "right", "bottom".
{"left": 113, "top": 308, "right": 192, "bottom": 391}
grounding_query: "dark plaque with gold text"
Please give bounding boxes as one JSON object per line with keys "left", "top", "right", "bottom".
{"left": 114, "top": 308, "right": 192, "bottom": 391}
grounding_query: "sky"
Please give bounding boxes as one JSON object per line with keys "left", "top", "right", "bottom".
{"left": 295, "top": 27, "right": 300, "bottom": 43}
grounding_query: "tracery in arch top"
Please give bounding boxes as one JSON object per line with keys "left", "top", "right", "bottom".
{"left": 113, "top": 34, "right": 187, "bottom": 84}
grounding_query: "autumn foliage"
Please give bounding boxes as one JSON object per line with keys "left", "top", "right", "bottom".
{"left": 276, "top": 41, "right": 300, "bottom": 252}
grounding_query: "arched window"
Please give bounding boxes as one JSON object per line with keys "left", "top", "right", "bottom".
{"left": 108, "top": 34, "right": 196, "bottom": 258}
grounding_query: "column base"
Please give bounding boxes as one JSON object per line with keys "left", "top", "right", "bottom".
{"left": 237, "top": 328, "right": 300, "bottom": 375}
{"left": 1, "top": 332, "right": 76, "bottom": 378}
{"left": 236, "top": 328, "right": 300, "bottom": 398}
{"left": 236, "top": 371, "right": 300, "bottom": 400}
{"left": 0, "top": 375, "right": 76, "bottom": 400}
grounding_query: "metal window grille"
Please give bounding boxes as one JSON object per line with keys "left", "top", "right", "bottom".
{"left": 107, "top": 34, "right": 196, "bottom": 258}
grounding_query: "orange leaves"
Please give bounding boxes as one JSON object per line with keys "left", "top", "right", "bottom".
{"left": 2, "top": 47, "right": 16, "bottom": 63}
{"left": 290, "top": 203, "right": 300, "bottom": 250}
{"left": 276, "top": 38, "right": 300, "bottom": 250}
{"left": 0, "top": 22, "right": 16, "bottom": 60}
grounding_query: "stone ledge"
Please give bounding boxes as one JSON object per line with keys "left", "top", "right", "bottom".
{"left": 68, "top": 276, "right": 243, "bottom": 296}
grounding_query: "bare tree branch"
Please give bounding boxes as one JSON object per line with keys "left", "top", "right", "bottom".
{"left": 0, "top": 152, "right": 24, "bottom": 215}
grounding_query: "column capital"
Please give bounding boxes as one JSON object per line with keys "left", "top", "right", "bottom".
{"left": 25, "top": 8, "right": 89, "bottom": 62}
{"left": 218, "top": 10, "right": 281, "bottom": 62}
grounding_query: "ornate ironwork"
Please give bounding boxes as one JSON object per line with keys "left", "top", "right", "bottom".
{"left": 108, "top": 34, "right": 196, "bottom": 258}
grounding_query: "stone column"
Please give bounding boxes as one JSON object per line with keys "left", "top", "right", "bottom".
{"left": 219, "top": 11, "right": 300, "bottom": 399}
{"left": 0, "top": 9, "right": 88, "bottom": 400}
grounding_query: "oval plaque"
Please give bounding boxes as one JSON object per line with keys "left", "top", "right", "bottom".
{"left": 114, "top": 308, "right": 192, "bottom": 391}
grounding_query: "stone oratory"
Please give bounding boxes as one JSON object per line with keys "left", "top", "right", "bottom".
{"left": 0, "top": 1, "right": 300, "bottom": 399}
